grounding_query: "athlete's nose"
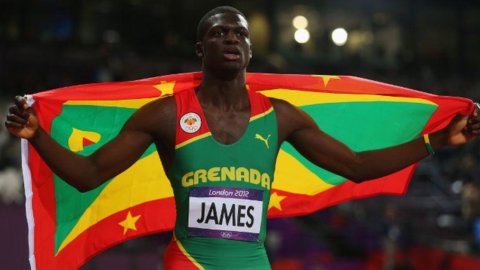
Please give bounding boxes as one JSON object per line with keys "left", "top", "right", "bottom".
{"left": 224, "top": 30, "right": 239, "bottom": 44}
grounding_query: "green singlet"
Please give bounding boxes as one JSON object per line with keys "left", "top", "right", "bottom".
{"left": 164, "top": 88, "right": 278, "bottom": 270}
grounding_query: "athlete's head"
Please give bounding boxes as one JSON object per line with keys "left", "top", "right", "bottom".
{"left": 196, "top": 6, "right": 252, "bottom": 78}
{"left": 196, "top": 6, "right": 246, "bottom": 41}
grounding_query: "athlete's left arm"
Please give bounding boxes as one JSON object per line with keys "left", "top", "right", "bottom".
{"left": 272, "top": 98, "right": 480, "bottom": 183}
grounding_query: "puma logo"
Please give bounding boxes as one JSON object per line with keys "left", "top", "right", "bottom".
{"left": 255, "top": 133, "right": 271, "bottom": 149}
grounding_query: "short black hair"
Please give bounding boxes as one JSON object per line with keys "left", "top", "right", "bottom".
{"left": 196, "top": 6, "right": 246, "bottom": 41}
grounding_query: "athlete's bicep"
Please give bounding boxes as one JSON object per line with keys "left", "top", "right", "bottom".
{"left": 273, "top": 98, "right": 359, "bottom": 178}
{"left": 88, "top": 106, "right": 156, "bottom": 180}
{"left": 89, "top": 97, "right": 175, "bottom": 181}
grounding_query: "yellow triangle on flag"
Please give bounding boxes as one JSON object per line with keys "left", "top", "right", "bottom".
{"left": 68, "top": 128, "right": 101, "bottom": 152}
{"left": 56, "top": 151, "right": 173, "bottom": 254}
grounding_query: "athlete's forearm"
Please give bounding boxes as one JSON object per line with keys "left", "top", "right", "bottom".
{"left": 350, "top": 137, "right": 427, "bottom": 182}
{"left": 350, "top": 131, "right": 448, "bottom": 182}
{"left": 29, "top": 128, "right": 107, "bottom": 192}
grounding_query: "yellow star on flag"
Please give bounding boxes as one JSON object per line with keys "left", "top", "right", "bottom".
{"left": 118, "top": 211, "right": 141, "bottom": 235}
{"left": 314, "top": 75, "right": 340, "bottom": 87}
{"left": 268, "top": 192, "right": 287, "bottom": 211}
{"left": 153, "top": 81, "right": 175, "bottom": 97}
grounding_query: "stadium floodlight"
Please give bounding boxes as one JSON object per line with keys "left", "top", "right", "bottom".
{"left": 294, "top": 29, "right": 310, "bottom": 44}
{"left": 331, "top": 28, "right": 348, "bottom": 46}
{"left": 292, "top": 15, "right": 308, "bottom": 29}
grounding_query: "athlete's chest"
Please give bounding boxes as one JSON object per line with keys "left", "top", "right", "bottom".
{"left": 202, "top": 107, "right": 250, "bottom": 145}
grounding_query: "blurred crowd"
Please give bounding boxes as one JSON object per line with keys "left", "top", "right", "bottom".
{"left": 2, "top": 1, "right": 480, "bottom": 269}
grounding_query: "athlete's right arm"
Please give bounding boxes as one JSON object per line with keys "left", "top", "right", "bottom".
{"left": 5, "top": 95, "right": 172, "bottom": 192}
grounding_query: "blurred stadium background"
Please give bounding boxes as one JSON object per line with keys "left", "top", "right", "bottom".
{"left": 1, "top": 0, "right": 480, "bottom": 269}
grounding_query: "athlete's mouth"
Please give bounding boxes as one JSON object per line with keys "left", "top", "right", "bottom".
{"left": 223, "top": 48, "right": 241, "bottom": 60}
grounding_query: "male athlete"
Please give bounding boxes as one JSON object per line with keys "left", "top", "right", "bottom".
{"left": 5, "top": 6, "right": 480, "bottom": 270}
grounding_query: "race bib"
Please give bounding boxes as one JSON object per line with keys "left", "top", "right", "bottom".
{"left": 188, "top": 187, "right": 264, "bottom": 241}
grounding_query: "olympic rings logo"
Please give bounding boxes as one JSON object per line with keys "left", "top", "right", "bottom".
{"left": 221, "top": 232, "right": 232, "bottom": 238}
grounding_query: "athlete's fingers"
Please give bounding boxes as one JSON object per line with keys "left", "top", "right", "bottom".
{"left": 6, "top": 113, "right": 28, "bottom": 125}
{"left": 8, "top": 105, "right": 28, "bottom": 116}
{"left": 5, "top": 120, "right": 24, "bottom": 129}
{"left": 468, "top": 116, "right": 480, "bottom": 124}
{"left": 468, "top": 116, "right": 480, "bottom": 129}
{"left": 466, "top": 122, "right": 480, "bottom": 134}
{"left": 8, "top": 105, "right": 29, "bottom": 119}
{"left": 465, "top": 110, "right": 480, "bottom": 133}
{"left": 14, "top": 95, "right": 28, "bottom": 111}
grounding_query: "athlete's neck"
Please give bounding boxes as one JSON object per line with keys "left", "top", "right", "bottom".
{"left": 197, "top": 71, "right": 248, "bottom": 111}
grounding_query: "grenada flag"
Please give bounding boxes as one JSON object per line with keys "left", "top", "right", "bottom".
{"left": 21, "top": 72, "right": 474, "bottom": 269}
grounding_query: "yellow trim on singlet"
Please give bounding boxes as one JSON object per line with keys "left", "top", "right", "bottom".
{"left": 175, "top": 237, "right": 205, "bottom": 270}
{"left": 250, "top": 107, "right": 273, "bottom": 122}
{"left": 175, "top": 132, "right": 212, "bottom": 150}
{"left": 175, "top": 105, "right": 273, "bottom": 150}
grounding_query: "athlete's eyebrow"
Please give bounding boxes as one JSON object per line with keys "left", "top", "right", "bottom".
{"left": 209, "top": 23, "right": 249, "bottom": 32}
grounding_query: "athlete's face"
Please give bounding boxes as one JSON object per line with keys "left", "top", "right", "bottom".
{"left": 196, "top": 12, "right": 252, "bottom": 77}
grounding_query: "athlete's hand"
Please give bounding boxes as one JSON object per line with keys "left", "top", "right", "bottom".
{"left": 4, "top": 96, "right": 39, "bottom": 139}
{"left": 444, "top": 103, "right": 480, "bottom": 146}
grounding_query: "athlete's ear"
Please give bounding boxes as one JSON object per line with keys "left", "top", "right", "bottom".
{"left": 195, "top": 42, "right": 204, "bottom": 58}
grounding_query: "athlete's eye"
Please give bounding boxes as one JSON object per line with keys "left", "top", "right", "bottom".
{"left": 237, "top": 30, "right": 249, "bottom": 37}
{"left": 212, "top": 30, "right": 224, "bottom": 37}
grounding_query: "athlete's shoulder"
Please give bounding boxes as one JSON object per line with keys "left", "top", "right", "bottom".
{"left": 126, "top": 95, "right": 176, "bottom": 135}
{"left": 269, "top": 97, "right": 297, "bottom": 114}
{"left": 145, "top": 94, "right": 176, "bottom": 107}
{"left": 269, "top": 97, "right": 315, "bottom": 142}
{"left": 138, "top": 95, "right": 176, "bottom": 116}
